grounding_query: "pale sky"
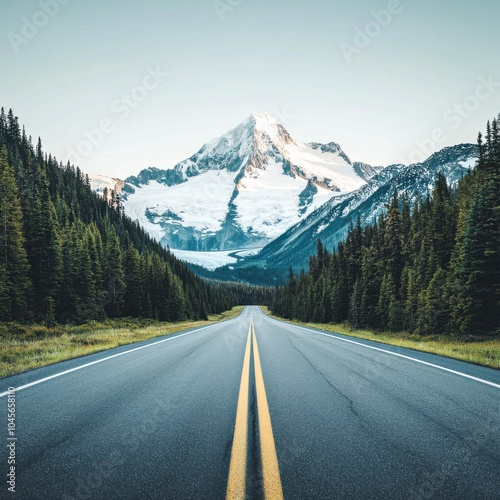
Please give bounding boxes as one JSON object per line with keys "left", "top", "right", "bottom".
{"left": 1, "top": 0, "right": 499, "bottom": 179}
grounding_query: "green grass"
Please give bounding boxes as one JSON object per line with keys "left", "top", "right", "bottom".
{"left": 0, "top": 307, "right": 244, "bottom": 378}
{"left": 261, "top": 307, "right": 500, "bottom": 370}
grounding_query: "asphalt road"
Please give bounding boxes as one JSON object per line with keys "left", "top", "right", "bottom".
{"left": 1, "top": 306, "right": 499, "bottom": 499}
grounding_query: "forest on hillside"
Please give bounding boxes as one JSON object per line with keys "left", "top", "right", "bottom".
{"left": 0, "top": 108, "right": 271, "bottom": 325}
{"left": 273, "top": 116, "right": 500, "bottom": 337}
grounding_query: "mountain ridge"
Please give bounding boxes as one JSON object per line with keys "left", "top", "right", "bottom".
{"left": 88, "top": 117, "right": 478, "bottom": 283}
{"left": 107, "top": 113, "right": 373, "bottom": 251}
{"left": 236, "top": 142, "right": 478, "bottom": 275}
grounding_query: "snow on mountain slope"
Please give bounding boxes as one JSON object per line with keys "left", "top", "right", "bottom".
{"left": 242, "top": 143, "right": 478, "bottom": 274}
{"left": 88, "top": 174, "right": 124, "bottom": 197}
{"left": 169, "top": 247, "right": 263, "bottom": 271}
{"left": 229, "top": 157, "right": 337, "bottom": 241}
{"left": 124, "top": 170, "right": 237, "bottom": 242}
{"left": 353, "top": 161, "right": 385, "bottom": 181}
{"left": 122, "top": 113, "right": 368, "bottom": 251}
{"left": 170, "top": 249, "right": 238, "bottom": 270}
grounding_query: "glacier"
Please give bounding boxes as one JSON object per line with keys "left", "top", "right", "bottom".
{"left": 117, "top": 113, "right": 371, "bottom": 252}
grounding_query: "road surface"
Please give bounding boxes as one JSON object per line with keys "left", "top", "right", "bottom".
{"left": 1, "top": 306, "right": 499, "bottom": 499}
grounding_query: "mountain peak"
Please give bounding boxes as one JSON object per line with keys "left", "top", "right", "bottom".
{"left": 249, "top": 111, "right": 277, "bottom": 125}
{"left": 250, "top": 111, "right": 274, "bottom": 120}
{"left": 243, "top": 112, "right": 281, "bottom": 136}
{"left": 120, "top": 114, "right": 368, "bottom": 252}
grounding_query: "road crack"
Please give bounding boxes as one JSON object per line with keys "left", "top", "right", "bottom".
{"left": 288, "top": 339, "right": 361, "bottom": 420}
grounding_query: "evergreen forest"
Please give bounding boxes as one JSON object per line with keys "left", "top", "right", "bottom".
{"left": 273, "top": 117, "right": 500, "bottom": 337}
{"left": 0, "top": 108, "right": 269, "bottom": 325}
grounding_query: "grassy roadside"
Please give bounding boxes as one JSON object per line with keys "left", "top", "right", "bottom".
{"left": 0, "top": 306, "right": 244, "bottom": 378}
{"left": 261, "top": 307, "right": 500, "bottom": 370}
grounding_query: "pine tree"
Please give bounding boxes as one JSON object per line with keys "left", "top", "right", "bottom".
{"left": 359, "top": 246, "right": 381, "bottom": 327}
{"left": 165, "top": 267, "right": 187, "bottom": 321}
{"left": 0, "top": 262, "right": 10, "bottom": 319}
{"left": 402, "top": 267, "right": 419, "bottom": 332}
{"left": 25, "top": 168, "right": 61, "bottom": 318}
{"left": 417, "top": 267, "right": 449, "bottom": 335}
{"left": 349, "top": 277, "right": 363, "bottom": 328}
{"left": 0, "top": 147, "right": 31, "bottom": 320}
{"left": 58, "top": 223, "right": 80, "bottom": 320}
{"left": 284, "top": 267, "right": 296, "bottom": 318}
{"left": 383, "top": 193, "right": 404, "bottom": 296}
{"left": 429, "top": 174, "right": 455, "bottom": 268}
{"left": 123, "top": 245, "right": 144, "bottom": 317}
{"left": 103, "top": 221, "right": 125, "bottom": 317}
{"left": 453, "top": 179, "right": 500, "bottom": 335}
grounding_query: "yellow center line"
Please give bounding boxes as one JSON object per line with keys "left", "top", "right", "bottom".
{"left": 252, "top": 319, "right": 284, "bottom": 500}
{"left": 226, "top": 323, "right": 252, "bottom": 500}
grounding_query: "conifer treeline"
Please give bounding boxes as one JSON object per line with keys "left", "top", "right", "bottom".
{"left": 0, "top": 108, "right": 244, "bottom": 324}
{"left": 273, "top": 117, "right": 500, "bottom": 337}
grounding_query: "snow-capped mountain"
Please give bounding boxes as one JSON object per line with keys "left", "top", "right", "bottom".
{"left": 353, "top": 161, "right": 385, "bottom": 181}
{"left": 239, "top": 143, "right": 478, "bottom": 275}
{"left": 87, "top": 174, "right": 124, "bottom": 199}
{"left": 120, "top": 113, "right": 371, "bottom": 251}
{"left": 87, "top": 120, "right": 478, "bottom": 280}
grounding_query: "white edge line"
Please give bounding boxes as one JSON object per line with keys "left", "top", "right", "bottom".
{"left": 262, "top": 310, "right": 500, "bottom": 390}
{"left": 0, "top": 318, "right": 237, "bottom": 398}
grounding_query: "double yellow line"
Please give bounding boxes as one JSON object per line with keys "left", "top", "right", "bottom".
{"left": 226, "top": 320, "right": 284, "bottom": 500}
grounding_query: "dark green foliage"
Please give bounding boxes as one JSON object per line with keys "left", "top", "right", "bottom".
{"left": 25, "top": 167, "right": 62, "bottom": 316}
{"left": 0, "top": 108, "right": 248, "bottom": 324}
{"left": 452, "top": 177, "right": 500, "bottom": 335}
{"left": 0, "top": 147, "right": 31, "bottom": 320}
{"left": 273, "top": 116, "right": 499, "bottom": 337}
